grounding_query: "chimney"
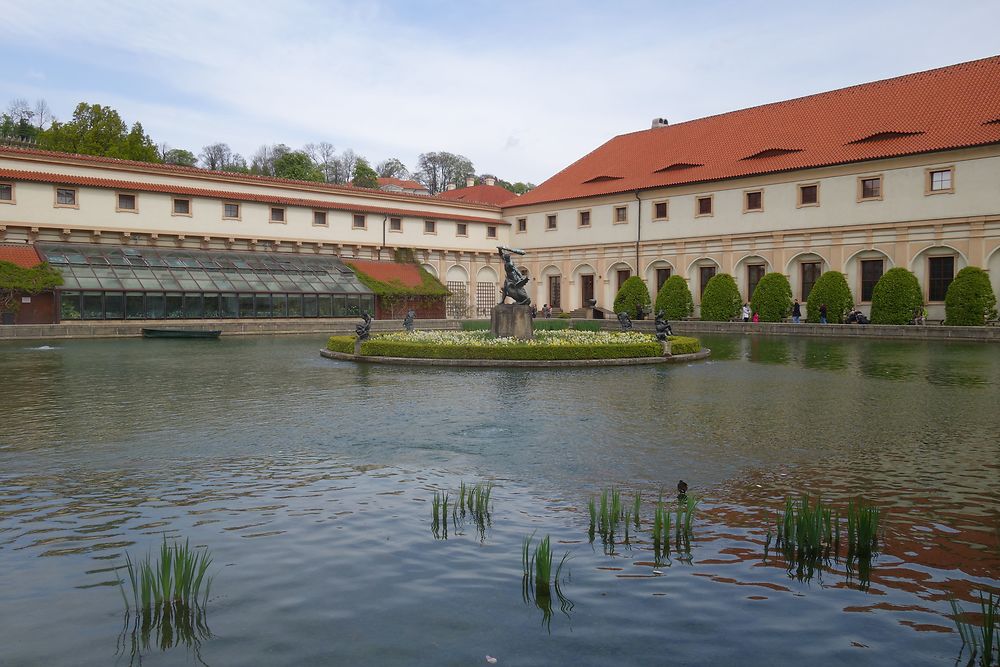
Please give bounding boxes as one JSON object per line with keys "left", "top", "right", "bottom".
{"left": 651, "top": 117, "right": 669, "bottom": 129}
{"left": 446, "top": 182, "right": 457, "bottom": 191}
{"left": 485, "top": 176, "right": 496, "bottom": 186}
{"left": 465, "top": 176, "right": 476, "bottom": 187}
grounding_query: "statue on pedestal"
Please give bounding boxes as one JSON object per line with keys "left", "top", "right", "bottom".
{"left": 356, "top": 312, "right": 373, "bottom": 340}
{"left": 403, "top": 309, "right": 416, "bottom": 332}
{"left": 497, "top": 246, "right": 531, "bottom": 306}
{"left": 617, "top": 312, "right": 633, "bottom": 331}
{"left": 655, "top": 310, "right": 673, "bottom": 341}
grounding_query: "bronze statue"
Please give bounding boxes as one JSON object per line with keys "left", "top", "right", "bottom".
{"left": 403, "top": 309, "right": 415, "bottom": 332}
{"left": 655, "top": 310, "right": 673, "bottom": 341}
{"left": 497, "top": 246, "right": 531, "bottom": 306}
{"left": 356, "top": 312, "right": 373, "bottom": 340}
{"left": 617, "top": 311, "right": 633, "bottom": 331}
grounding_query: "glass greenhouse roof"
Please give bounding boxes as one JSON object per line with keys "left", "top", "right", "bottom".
{"left": 37, "top": 243, "right": 372, "bottom": 295}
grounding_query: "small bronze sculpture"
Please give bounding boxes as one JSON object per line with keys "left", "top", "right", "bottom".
{"left": 356, "top": 311, "right": 373, "bottom": 340}
{"left": 497, "top": 246, "right": 531, "bottom": 306}
{"left": 403, "top": 309, "right": 415, "bottom": 332}
{"left": 617, "top": 311, "right": 633, "bottom": 331}
{"left": 655, "top": 310, "right": 673, "bottom": 341}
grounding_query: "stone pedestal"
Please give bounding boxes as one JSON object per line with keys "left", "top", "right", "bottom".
{"left": 660, "top": 339, "right": 672, "bottom": 356}
{"left": 491, "top": 304, "right": 534, "bottom": 340}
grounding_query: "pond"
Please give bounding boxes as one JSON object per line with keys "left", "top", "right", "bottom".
{"left": 0, "top": 334, "right": 997, "bottom": 666}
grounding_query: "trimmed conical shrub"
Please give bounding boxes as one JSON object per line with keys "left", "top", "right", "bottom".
{"left": 749, "top": 272, "right": 792, "bottom": 322}
{"left": 944, "top": 266, "right": 997, "bottom": 326}
{"left": 869, "top": 267, "right": 923, "bottom": 324}
{"left": 806, "top": 271, "right": 854, "bottom": 323}
{"left": 700, "top": 273, "right": 741, "bottom": 321}
{"left": 613, "top": 276, "right": 652, "bottom": 318}
{"left": 655, "top": 274, "right": 693, "bottom": 320}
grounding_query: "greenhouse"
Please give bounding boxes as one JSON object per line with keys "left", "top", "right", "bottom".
{"left": 39, "top": 243, "right": 375, "bottom": 320}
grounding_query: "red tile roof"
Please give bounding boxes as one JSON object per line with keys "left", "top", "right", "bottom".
{"left": 0, "top": 145, "right": 453, "bottom": 206}
{"left": 0, "top": 167, "right": 506, "bottom": 225}
{"left": 347, "top": 260, "right": 427, "bottom": 288}
{"left": 377, "top": 177, "right": 429, "bottom": 192}
{"left": 0, "top": 243, "right": 43, "bottom": 268}
{"left": 506, "top": 56, "right": 1000, "bottom": 208}
{"left": 436, "top": 184, "right": 517, "bottom": 206}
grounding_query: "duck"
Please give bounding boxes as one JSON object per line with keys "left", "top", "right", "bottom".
{"left": 677, "top": 480, "right": 688, "bottom": 498}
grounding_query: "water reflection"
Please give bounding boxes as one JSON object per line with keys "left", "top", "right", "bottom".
{"left": 117, "top": 603, "right": 213, "bottom": 666}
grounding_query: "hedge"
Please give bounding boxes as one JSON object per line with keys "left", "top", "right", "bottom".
{"left": 613, "top": 276, "right": 652, "bottom": 318}
{"left": 570, "top": 321, "right": 601, "bottom": 332}
{"left": 806, "top": 271, "right": 854, "bottom": 323}
{"left": 944, "top": 266, "right": 998, "bottom": 326}
{"left": 655, "top": 274, "right": 694, "bottom": 320}
{"left": 666, "top": 336, "right": 700, "bottom": 355}
{"left": 749, "top": 272, "right": 792, "bottom": 322}
{"left": 461, "top": 320, "right": 491, "bottom": 331}
{"left": 870, "top": 267, "right": 923, "bottom": 325}
{"left": 533, "top": 319, "right": 569, "bottom": 330}
{"left": 462, "top": 319, "right": 597, "bottom": 331}
{"left": 357, "top": 339, "right": 663, "bottom": 360}
{"left": 699, "top": 273, "right": 741, "bottom": 321}
{"left": 327, "top": 336, "right": 356, "bottom": 353}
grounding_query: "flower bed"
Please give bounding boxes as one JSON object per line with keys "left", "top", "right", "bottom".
{"left": 327, "top": 330, "right": 702, "bottom": 360}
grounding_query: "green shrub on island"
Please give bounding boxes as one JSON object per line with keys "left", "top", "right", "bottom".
{"left": 699, "top": 273, "right": 741, "bottom": 321}
{"left": 461, "top": 320, "right": 491, "bottom": 331}
{"left": 570, "top": 321, "right": 601, "bottom": 332}
{"left": 655, "top": 275, "right": 693, "bottom": 320}
{"left": 665, "top": 336, "right": 700, "bottom": 355}
{"left": 944, "top": 266, "right": 997, "bottom": 326}
{"left": 327, "top": 336, "right": 355, "bottom": 354}
{"left": 870, "top": 267, "right": 923, "bottom": 325}
{"left": 533, "top": 319, "right": 569, "bottom": 330}
{"left": 613, "top": 276, "right": 652, "bottom": 318}
{"left": 806, "top": 271, "right": 854, "bottom": 323}
{"left": 749, "top": 272, "right": 792, "bottom": 322}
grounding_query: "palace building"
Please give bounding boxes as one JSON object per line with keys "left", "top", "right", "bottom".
{"left": 1, "top": 56, "right": 999, "bottom": 323}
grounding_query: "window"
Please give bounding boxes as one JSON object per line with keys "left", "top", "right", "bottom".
{"left": 456, "top": 222, "right": 468, "bottom": 236}
{"left": 223, "top": 202, "right": 240, "bottom": 219}
{"left": 55, "top": 187, "right": 78, "bottom": 208}
{"left": 926, "top": 167, "right": 954, "bottom": 194}
{"left": 696, "top": 195, "right": 713, "bottom": 217}
{"left": 747, "top": 265, "right": 765, "bottom": 298}
{"left": 798, "top": 183, "right": 819, "bottom": 207}
{"left": 801, "top": 262, "right": 821, "bottom": 300}
{"left": 579, "top": 210, "right": 591, "bottom": 227}
{"left": 486, "top": 225, "right": 497, "bottom": 239}
{"left": 616, "top": 269, "right": 631, "bottom": 291}
{"left": 653, "top": 201, "right": 668, "bottom": 220}
{"left": 389, "top": 217, "right": 402, "bottom": 232}
{"left": 116, "top": 193, "right": 137, "bottom": 212}
{"left": 656, "top": 267, "right": 671, "bottom": 292}
{"left": 173, "top": 198, "right": 191, "bottom": 216}
{"left": 699, "top": 266, "right": 716, "bottom": 296}
{"left": 858, "top": 176, "right": 882, "bottom": 201}
{"left": 613, "top": 206, "right": 627, "bottom": 224}
{"left": 517, "top": 217, "right": 527, "bottom": 233}
{"left": 860, "top": 259, "right": 884, "bottom": 302}
{"left": 928, "top": 256, "right": 955, "bottom": 301}
{"left": 744, "top": 190, "right": 763, "bottom": 212}
{"left": 0, "top": 183, "right": 14, "bottom": 204}
{"left": 270, "top": 207, "right": 286, "bottom": 223}
{"left": 313, "top": 211, "right": 328, "bottom": 226}
{"left": 546, "top": 214, "right": 557, "bottom": 230}
{"left": 424, "top": 220, "right": 436, "bottom": 234}
{"left": 353, "top": 214, "right": 366, "bottom": 229}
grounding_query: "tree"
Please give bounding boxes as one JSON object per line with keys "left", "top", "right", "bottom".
{"left": 199, "top": 143, "right": 244, "bottom": 171}
{"left": 163, "top": 148, "right": 198, "bottom": 167}
{"left": 273, "top": 150, "right": 324, "bottom": 182}
{"left": 334, "top": 149, "right": 360, "bottom": 186}
{"left": 304, "top": 141, "right": 338, "bottom": 182}
{"left": 38, "top": 103, "right": 161, "bottom": 162}
{"left": 376, "top": 157, "right": 409, "bottom": 179}
{"left": 0, "top": 261, "right": 63, "bottom": 317}
{"left": 351, "top": 157, "right": 379, "bottom": 188}
{"left": 805, "top": 271, "right": 854, "bottom": 323}
{"left": 613, "top": 276, "right": 652, "bottom": 318}
{"left": 749, "top": 272, "right": 792, "bottom": 322}
{"left": 250, "top": 143, "right": 291, "bottom": 177}
{"left": 414, "top": 151, "right": 475, "bottom": 194}
{"left": 944, "top": 266, "right": 997, "bottom": 326}
{"left": 869, "top": 267, "right": 923, "bottom": 324}
{"left": 32, "top": 99, "right": 52, "bottom": 130}
{"left": 655, "top": 274, "right": 693, "bottom": 320}
{"left": 699, "top": 273, "right": 742, "bottom": 321}
{"left": 6, "top": 98, "right": 32, "bottom": 124}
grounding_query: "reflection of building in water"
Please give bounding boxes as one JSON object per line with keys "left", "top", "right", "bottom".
{"left": 2, "top": 57, "right": 1000, "bottom": 323}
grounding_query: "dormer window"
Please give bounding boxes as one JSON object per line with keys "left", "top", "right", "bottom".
{"left": 741, "top": 148, "right": 802, "bottom": 160}
{"left": 654, "top": 162, "right": 703, "bottom": 173}
{"left": 848, "top": 130, "right": 923, "bottom": 144}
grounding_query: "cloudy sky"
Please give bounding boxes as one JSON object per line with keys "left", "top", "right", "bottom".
{"left": 3, "top": 0, "right": 999, "bottom": 184}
